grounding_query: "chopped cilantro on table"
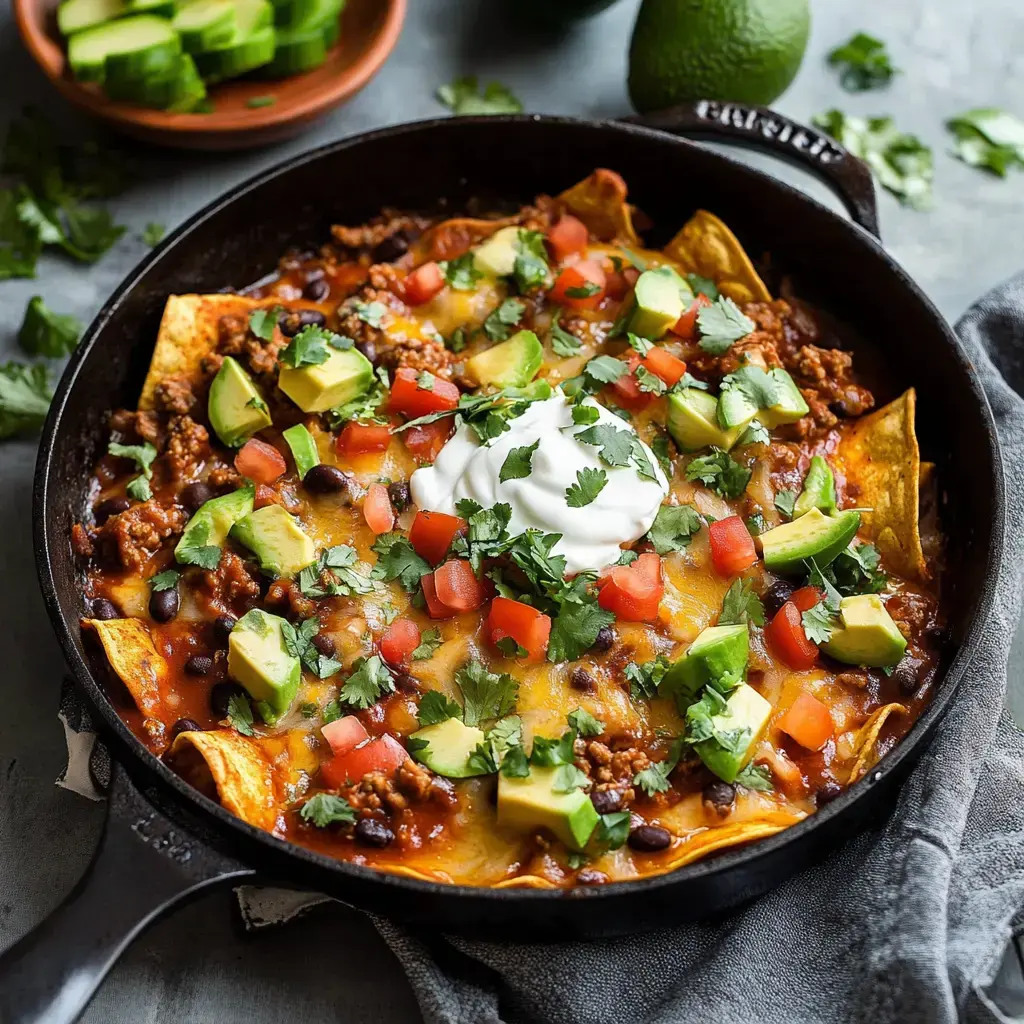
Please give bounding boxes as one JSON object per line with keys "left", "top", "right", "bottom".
{"left": 483, "top": 297, "right": 525, "bottom": 341}
{"left": 148, "top": 569, "right": 180, "bottom": 592}
{"left": 412, "top": 626, "right": 444, "bottom": 661}
{"left": 567, "top": 707, "right": 604, "bottom": 737}
{"left": 947, "top": 108, "right": 1024, "bottom": 178}
{"left": 633, "top": 737, "right": 685, "bottom": 797}
{"left": 499, "top": 439, "right": 540, "bottom": 483}
{"left": 718, "top": 578, "right": 765, "bottom": 627}
{"left": 455, "top": 659, "right": 519, "bottom": 727}
{"left": 645, "top": 503, "right": 704, "bottom": 555}
{"left": 142, "top": 222, "right": 166, "bottom": 247}
{"left": 696, "top": 297, "right": 756, "bottom": 355}
{"left": 827, "top": 32, "right": 899, "bottom": 92}
{"left": 774, "top": 489, "right": 798, "bottom": 519}
{"left": 625, "top": 656, "right": 671, "bottom": 700}
{"left": 440, "top": 252, "right": 482, "bottom": 291}
{"left": 18, "top": 296, "right": 81, "bottom": 358}
{"left": 226, "top": 692, "right": 254, "bottom": 736}
{"left": 436, "top": 76, "right": 523, "bottom": 116}
{"left": 565, "top": 466, "right": 608, "bottom": 507}
{"left": 248, "top": 306, "right": 280, "bottom": 340}
{"left": 686, "top": 449, "right": 751, "bottom": 499}
{"left": 300, "top": 544, "right": 376, "bottom": 598}
{"left": 416, "top": 689, "right": 462, "bottom": 726}
{"left": 550, "top": 314, "right": 582, "bottom": 357}
{"left": 338, "top": 655, "right": 395, "bottom": 709}
{"left": 513, "top": 230, "right": 550, "bottom": 292}
{"left": 300, "top": 793, "right": 356, "bottom": 828}
{"left": 0, "top": 362, "right": 58, "bottom": 435}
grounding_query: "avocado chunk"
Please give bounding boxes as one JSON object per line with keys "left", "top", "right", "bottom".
{"left": 497, "top": 765, "right": 599, "bottom": 851}
{"left": 466, "top": 329, "right": 544, "bottom": 388}
{"left": 278, "top": 346, "right": 374, "bottom": 414}
{"left": 174, "top": 484, "right": 254, "bottom": 564}
{"left": 231, "top": 504, "right": 316, "bottom": 577}
{"left": 794, "top": 455, "right": 837, "bottom": 517}
{"left": 758, "top": 507, "right": 861, "bottom": 575}
{"left": 227, "top": 609, "right": 301, "bottom": 725}
{"left": 472, "top": 226, "right": 521, "bottom": 277}
{"left": 718, "top": 385, "right": 760, "bottom": 430}
{"left": 667, "top": 388, "right": 751, "bottom": 452}
{"left": 282, "top": 423, "right": 320, "bottom": 480}
{"left": 661, "top": 623, "right": 749, "bottom": 709}
{"left": 821, "top": 595, "right": 907, "bottom": 668}
{"left": 627, "top": 266, "right": 692, "bottom": 340}
{"left": 208, "top": 356, "right": 272, "bottom": 447}
{"left": 409, "top": 717, "right": 488, "bottom": 778}
{"left": 756, "top": 368, "right": 809, "bottom": 428}
{"left": 691, "top": 682, "right": 771, "bottom": 784}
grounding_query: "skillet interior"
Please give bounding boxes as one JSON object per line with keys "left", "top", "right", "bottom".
{"left": 35, "top": 115, "right": 1002, "bottom": 937}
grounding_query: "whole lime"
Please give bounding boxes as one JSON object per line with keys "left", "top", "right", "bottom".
{"left": 628, "top": 0, "right": 811, "bottom": 112}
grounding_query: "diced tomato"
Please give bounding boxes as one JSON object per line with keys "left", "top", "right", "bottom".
{"left": 388, "top": 366, "right": 460, "bottom": 418}
{"left": 409, "top": 510, "right": 465, "bottom": 564}
{"left": 598, "top": 552, "right": 664, "bottom": 622}
{"left": 640, "top": 346, "right": 688, "bottom": 388}
{"left": 778, "top": 692, "right": 834, "bottom": 751}
{"left": 708, "top": 516, "right": 758, "bottom": 576}
{"left": 336, "top": 422, "right": 391, "bottom": 457}
{"left": 605, "top": 264, "right": 640, "bottom": 301}
{"left": 486, "top": 596, "right": 552, "bottom": 661}
{"left": 433, "top": 559, "right": 486, "bottom": 613}
{"left": 791, "top": 587, "right": 823, "bottom": 613}
{"left": 234, "top": 438, "right": 286, "bottom": 484}
{"left": 420, "top": 572, "right": 451, "bottom": 619}
{"left": 403, "top": 261, "right": 445, "bottom": 306}
{"left": 768, "top": 601, "right": 819, "bottom": 670}
{"left": 547, "top": 214, "right": 589, "bottom": 261}
{"left": 362, "top": 483, "right": 394, "bottom": 535}
{"left": 320, "top": 734, "right": 408, "bottom": 788}
{"left": 609, "top": 352, "right": 653, "bottom": 412}
{"left": 321, "top": 715, "right": 369, "bottom": 757}
{"left": 549, "top": 259, "right": 607, "bottom": 310}
{"left": 379, "top": 618, "right": 421, "bottom": 669}
{"left": 671, "top": 293, "right": 713, "bottom": 341}
{"left": 403, "top": 419, "right": 453, "bottom": 462}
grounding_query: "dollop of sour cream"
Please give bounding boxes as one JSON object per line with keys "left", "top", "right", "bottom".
{"left": 410, "top": 394, "right": 669, "bottom": 574}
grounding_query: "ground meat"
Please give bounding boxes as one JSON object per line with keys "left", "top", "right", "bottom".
{"left": 264, "top": 579, "right": 316, "bottom": 620}
{"left": 366, "top": 262, "right": 405, "bottom": 293}
{"left": 207, "top": 463, "right": 243, "bottom": 491}
{"left": 95, "top": 500, "right": 189, "bottom": 570}
{"left": 164, "top": 415, "right": 209, "bottom": 481}
{"left": 379, "top": 334, "right": 454, "bottom": 379}
{"left": 343, "top": 759, "right": 455, "bottom": 814}
{"left": 71, "top": 523, "right": 93, "bottom": 558}
{"left": 196, "top": 550, "right": 261, "bottom": 613}
{"left": 109, "top": 409, "right": 161, "bottom": 446}
{"left": 217, "top": 314, "right": 249, "bottom": 356}
{"left": 786, "top": 344, "right": 875, "bottom": 430}
{"left": 152, "top": 375, "right": 196, "bottom": 415}
{"left": 573, "top": 738, "right": 650, "bottom": 808}
{"left": 836, "top": 669, "right": 871, "bottom": 689}
{"left": 330, "top": 210, "right": 429, "bottom": 252}
{"left": 886, "top": 591, "right": 939, "bottom": 636}
{"left": 243, "top": 333, "right": 289, "bottom": 382}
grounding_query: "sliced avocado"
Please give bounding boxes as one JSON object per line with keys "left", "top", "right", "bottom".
{"left": 692, "top": 682, "right": 771, "bottom": 784}
{"left": 756, "top": 368, "right": 810, "bottom": 428}
{"left": 821, "top": 594, "right": 907, "bottom": 668}
{"left": 227, "top": 608, "right": 301, "bottom": 724}
{"left": 231, "top": 505, "right": 316, "bottom": 577}
{"left": 208, "top": 356, "right": 272, "bottom": 447}
{"left": 497, "top": 764, "right": 599, "bottom": 851}
{"left": 758, "top": 507, "right": 860, "bottom": 575}
{"left": 794, "top": 455, "right": 837, "bottom": 517}
{"left": 473, "top": 226, "right": 521, "bottom": 278}
{"left": 174, "top": 485, "right": 254, "bottom": 563}
{"left": 466, "top": 329, "right": 543, "bottom": 388}
{"left": 661, "top": 623, "right": 749, "bottom": 709}
{"left": 278, "top": 346, "right": 374, "bottom": 414}
{"left": 626, "top": 266, "right": 692, "bottom": 340}
{"left": 410, "top": 717, "right": 488, "bottom": 778}
{"left": 718, "top": 386, "right": 759, "bottom": 430}
{"left": 667, "top": 388, "right": 750, "bottom": 452}
{"left": 282, "top": 423, "right": 320, "bottom": 479}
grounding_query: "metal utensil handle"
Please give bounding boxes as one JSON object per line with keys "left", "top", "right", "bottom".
{"left": 0, "top": 764, "right": 254, "bottom": 1024}
{"left": 621, "top": 100, "right": 881, "bottom": 239}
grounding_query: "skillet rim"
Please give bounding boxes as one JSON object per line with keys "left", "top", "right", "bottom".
{"left": 33, "top": 113, "right": 1006, "bottom": 907}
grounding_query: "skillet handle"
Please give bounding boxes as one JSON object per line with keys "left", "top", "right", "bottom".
{"left": 620, "top": 100, "right": 881, "bottom": 239}
{"left": 0, "top": 763, "right": 254, "bottom": 1024}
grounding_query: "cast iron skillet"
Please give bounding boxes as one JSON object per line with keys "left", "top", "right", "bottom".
{"left": 0, "top": 102, "right": 1004, "bottom": 1024}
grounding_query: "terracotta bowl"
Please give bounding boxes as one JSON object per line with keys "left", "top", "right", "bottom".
{"left": 13, "top": 0, "right": 406, "bottom": 150}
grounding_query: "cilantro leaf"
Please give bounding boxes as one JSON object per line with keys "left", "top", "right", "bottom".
{"left": 565, "top": 467, "right": 607, "bottom": 507}
{"left": 719, "top": 365, "right": 779, "bottom": 410}
{"left": 279, "top": 324, "right": 336, "bottom": 368}
{"left": 645, "top": 503, "right": 703, "bottom": 555}
{"left": 108, "top": 440, "right": 157, "bottom": 479}
{"left": 281, "top": 617, "right": 323, "bottom": 674}
{"left": 774, "top": 489, "right": 798, "bottom": 519}
{"left": 483, "top": 297, "right": 525, "bottom": 341}
{"left": 573, "top": 423, "right": 633, "bottom": 468}
{"left": 417, "top": 690, "right": 462, "bottom": 726}
{"left": 339, "top": 655, "right": 395, "bottom": 710}
{"left": 632, "top": 737, "right": 684, "bottom": 797}
{"left": 651, "top": 430, "right": 673, "bottom": 473}
{"left": 686, "top": 449, "right": 751, "bottom": 499}
{"left": 370, "top": 533, "right": 431, "bottom": 592}
{"left": 142, "top": 222, "right": 165, "bottom": 247}
{"left": 718, "top": 578, "right": 765, "bottom": 627}
{"left": 686, "top": 273, "right": 719, "bottom": 300}
{"left": 126, "top": 475, "right": 151, "bottom": 501}
{"left": 440, "top": 252, "right": 482, "bottom": 291}
{"left": 828, "top": 32, "right": 899, "bottom": 92}
{"left": 947, "top": 108, "right": 1024, "bottom": 178}
{"left": 735, "top": 762, "right": 774, "bottom": 792}
{"left": 801, "top": 600, "right": 839, "bottom": 645}
{"left": 550, "top": 314, "right": 582, "bottom": 357}
{"left": 635, "top": 365, "right": 667, "bottom": 396}
{"left": 513, "top": 230, "right": 550, "bottom": 292}
{"left": 300, "top": 793, "right": 357, "bottom": 827}
{"left": 625, "top": 656, "right": 671, "bottom": 700}
{"left": 18, "top": 296, "right": 81, "bottom": 357}
{"left": 226, "top": 692, "right": 254, "bottom": 736}
{"left": 248, "top": 306, "right": 280, "bottom": 340}
{"left": 567, "top": 707, "right": 604, "bottom": 737}
{"left": 350, "top": 300, "right": 386, "bottom": 328}
{"left": 824, "top": 542, "right": 887, "bottom": 596}
{"left": 327, "top": 365, "right": 388, "bottom": 427}
{"left": 496, "top": 636, "right": 529, "bottom": 658}
{"left": 571, "top": 402, "right": 599, "bottom": 426}
{"left": 547, "top": 595, "right": 614, "bottom": 664}
{"left": 626, "top": 332, "right": 653, "bottom": 356}
{"left": 299, "top": 545, "right": 375, "bottom": 598}
{"left": 564, "top": 281, "right": 600, "bottom": 299}
{"left": 552, "top": 763, "right": 590, "bottom": 794}
{"left": 529, "top": 730, "right": 576, "bottom": 767}
{"left": 436, "top": 76, "right": 523, "bottom": 116}
{"left": 737, "top": 420, "right": 771, "bottom": 446}
{"left": 148, "top": 569, "right": 180, "bottom": 592}
{"left": 412, "top": 626, "right": 443, "bottom": 660}
{"left": 697, "top": 297, "right": 755, "bottom": 355}
{"left": 455, "top": 659, "right": 518, "bottom": 727}
{"left": 594, "top": 810, "right": 631, "bottom": 850}
{"left": 583, "top": 355, "right": 627, "bottom": 386}
{"left": 500, "top": 742, "right": 531, "bottom": 778}
{"left": 0, "top": 188, "right": 42, "bottom": 278}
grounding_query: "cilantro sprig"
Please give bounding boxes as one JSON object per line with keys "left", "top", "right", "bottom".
{"left": 827, "top": 33, "right": 899, "bottom": 92}
{"left": 697, "top": 297, "right": 755, "bottom": 355}
{"left": 18, "top": 296, "right": 81, "bottom": 358}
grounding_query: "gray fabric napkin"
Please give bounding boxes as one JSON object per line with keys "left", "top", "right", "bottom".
{"left": 370, "top": 272, "right": 1024, "bottom": 1024}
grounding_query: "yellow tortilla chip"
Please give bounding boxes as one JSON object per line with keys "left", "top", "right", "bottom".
{"left": 170, "top": 729, "right": 279, "bottom": 833}
{"left": 558, "top": 169, "right": 640, "bottom": 246}
{"left": 84, "top": 617, "right": 167, "bottom": 719}
{"left": 379, "top": 865, "right": 456, "bottom": 884}
{"left": 846, "top": 703, "right": 906, "bottom": 784}
{"left": 837, "top": 389, "right": 927, "bottom": 580}
{"left": 493, "top": 875, "right": 559, "bottom": 890}
{"left": 663, "top": 210, "right": 771, "bottom": 304}
{"left": 659, "top": 815, "right": 803, "bottom": 875}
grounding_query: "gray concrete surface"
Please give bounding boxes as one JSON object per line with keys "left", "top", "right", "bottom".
{"left": 1, "top": 0, "right": 1023, "bottom": 1020}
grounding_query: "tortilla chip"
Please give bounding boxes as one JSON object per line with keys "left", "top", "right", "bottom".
{"left": 658, "top": 815, "right": 803, "bottom": 874}
{"left": 837, "top": 389, "right": 927, "bottom": 580}
{"left": 663, "top": 210, "right": 771, "bottom": 304}
{"left": 558, "top": 169, "right": 641, "bottom": 247}
{"left": 170, "top": 729, "right": 279, "bottom": 833}
{"left": 411, "top": 216, "right": 516, "bottom": 264}
{"left": 493, "top": 875, "right": 559, "bottom": 890}
{"left": 846, "top": 703, "right": 906, "bottom": 784}
{"left": 380, "top": 865, "right": 456, "bottom": 884}
{"left": 84, "top": 617, "right": 167, "bottom": 719}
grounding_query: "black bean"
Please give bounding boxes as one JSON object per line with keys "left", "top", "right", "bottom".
{"left": 94, "top": 497, "right": 130, "bottom": 523}
{"left": 590, "top": 789, "right": 622, "bottom": 815}
{"left": 210, "top": 681, "right": 247, "bottom": 717}
{"left": 356, "top": 340, "right": 377, "bottom": 365}
{"left": 185, "top": 654, "right": 214, "bottom": 676}
{"left": 627, "top": 824, "right": 672, "bottom": 852}
{"left": 591, "top": 625, "right": 615, "bottom": 653}
{"left": 570, "top": 667, "right": 596, "bottom": 692}
{"left": 311, "top": 633, "right": 335, "bottom": 658}
{"left": 149, "top": 588, "right": 179, "bottom": 623}
{"left": 702, "top": 780, "right": 736, "bottom": 813}
{"left": 213, "top": 614, "right": 237, "bottom": 644}
{"left": 387, "top": 481, "right": 411, "bottom": 511}
{"left": 395, "top": 673, "right": 421, "bottom": 694}
{"left": 354, "top": 818, "right": 395, "bottom": 847}
{"left": 179, "top": 481, "right": 213, "bottom": 513}
{"left": 816, "top": 782, "right": 843, "bottom": 807}
{"left": 763, "top": 580, "right": 796, "bottom": 618}
{"left": 371, "top": 233, "right": 409, "bottom": 263}
{"left": 303, "top": 278, "right": 330, "bottom": 303}
{"left": 170, "top": 717, "right": 202, "bottom": 738}
{"left": 278, "top": 309, "right": 326, "bottom": 338}
{"left": 303, "top": 464, "right": 355, "bottom": 498}
{"left": 90, "top": 597, "right": 120, "bottom": 620}
{"left": 892, "top": 655, "right": 925, "bottom": 695}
